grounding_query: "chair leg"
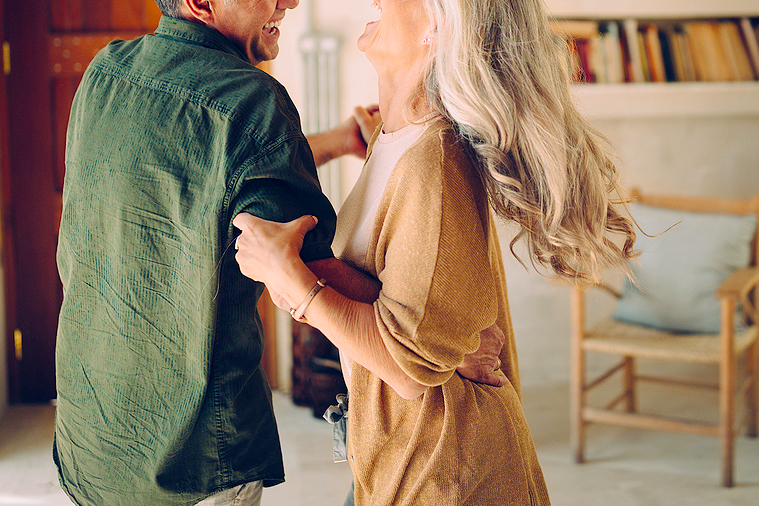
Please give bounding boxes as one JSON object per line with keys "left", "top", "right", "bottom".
{"left": 623, "top": 356, "right": 636, "bottom": 413}
{"left": 719, "top": 299, "right": 736, "bottom": 487}
{"left": 570, "top": 288, "right": 586, "bottom": 464}
{"left": 747, "top": 340, "right": 758, "bottom": 438}
{"left": 570, "top": 340, "right": 586, "bottom": 463}
{"left": 720, "top": 377, "right": 735, "bottom": 487}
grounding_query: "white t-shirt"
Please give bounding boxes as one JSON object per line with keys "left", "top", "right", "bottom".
{"left": 332, "top": 119, "right": 433, "bottom": 269}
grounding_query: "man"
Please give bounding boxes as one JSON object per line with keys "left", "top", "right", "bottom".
{"left": 54, "top": 0, "right": 503, "bottom": 504}
{"left": 54, "top": 0, "right": 369, "bottom": 504}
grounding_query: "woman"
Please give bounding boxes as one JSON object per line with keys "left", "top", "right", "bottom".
{"left": 234, "top": 0, "right": 635, "bottom": 504}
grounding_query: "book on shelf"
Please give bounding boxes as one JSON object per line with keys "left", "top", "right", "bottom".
{"left": 719, "top": 21, "right": 755, "bottom": 81}
{"left": 643, "top": 24, "right": 667, "bottom": 82}
{"left": 551, "top": 19, "right": 627, "bottom": 84}
{"left": 550, "top": 19, "right": 599, "bottom": 83}
{"left": 601, "top": 22, "right": 625, "bottom": 83}
{"left": 636, "top": 30, "right": 652, "bottom": 82}
{"left": 657, "top": 28, "right": 678, "bottom": 82}
{"left": 739, "top": 17, "right": 759, "bottom": 79}
{"left": 686, "top": 21, "right": 733, "bottom": 81}
{"left": 575, "top": 38, "right": 595, "bottom": 82}
{"left": 622, "top": 18, "right": 645, "bottom": 83}
{"left": 664, "top": 26, "right": 697, "bottom": 82}
{"left": 549, "top": 16, "right": 759, "bottom": 84}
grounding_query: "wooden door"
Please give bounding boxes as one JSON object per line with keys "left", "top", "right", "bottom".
{"left": 4, "top": 1, "right": 279, "bottom": 402}
{"left": 0, "top": 1, "right": 12, "bottom": 400}
{"left": 3, "top": 0, "right": 161, "bottom": 402}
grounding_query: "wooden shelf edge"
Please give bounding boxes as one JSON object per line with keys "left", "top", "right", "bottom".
{"left": 545, "top": 0, "right": 759, "bottom": 20}
{"left": 570, "top": 82, "right": 759, "bottom": 119}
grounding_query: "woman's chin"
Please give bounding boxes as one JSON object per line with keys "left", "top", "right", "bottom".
{"left": 357, "top": 21, "right": 378, "bottom": 52}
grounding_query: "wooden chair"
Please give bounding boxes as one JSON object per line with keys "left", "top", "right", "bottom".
{"left": 570, "top": 189, "right": 759, "bottom": 487}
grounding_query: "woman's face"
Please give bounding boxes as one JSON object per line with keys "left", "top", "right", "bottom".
{"left": 357, "top": 0, "right": 432, "bottom": 74}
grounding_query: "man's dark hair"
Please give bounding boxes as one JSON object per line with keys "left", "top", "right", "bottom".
{"left": 154, "top": 0, "right": 181, "bottom": 17}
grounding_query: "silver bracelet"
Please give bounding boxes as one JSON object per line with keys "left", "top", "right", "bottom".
{"left": 289, "top": 278, "right": 327, "bottom": 323}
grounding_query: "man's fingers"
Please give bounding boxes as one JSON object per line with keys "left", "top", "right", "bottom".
{"left": 233, "top": 213, "right": 317, "bottom": 234}
{"left": 352, "top": 107, "right": 373, "bottom": 135}
{"left": 353, "top": 105, "right": 381, "bottom": 142}
{"left": 292, "top": 214, "right": 318, "bottom": 235}
{"left": 232, "top": 212, "right": 256, "bottom": 230}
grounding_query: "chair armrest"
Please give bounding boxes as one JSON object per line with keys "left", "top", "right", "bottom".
{"left": 595, "top": 282, "right": 622, "bottom": 299}
{"left": 715, "top": 266, "right": 759, "bottom": 300}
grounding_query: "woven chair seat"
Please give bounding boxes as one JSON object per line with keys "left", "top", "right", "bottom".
{"left": 584, "top": 318, "right": 759, "bottom": 363}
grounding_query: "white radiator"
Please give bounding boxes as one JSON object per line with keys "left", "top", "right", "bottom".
{"left": 299, "top": 33, "right": 341, "bottom": 207}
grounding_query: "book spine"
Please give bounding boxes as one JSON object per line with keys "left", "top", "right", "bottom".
{"left": 658, "top": 28, "right": 677, "bottom": 82}
{"left": 623, "top": 18, "right": 645, "bottom": 83}
{"left": 739, "top": 17, "right": 759, "bottom": 80}
{"left": 643, "top": 24, "right": 667, "bottom": 82}
{"left": 602, "top": 21, "right": 625, "bottom": 83}
{"left": 665, "top": 27, "right": 687, "bottom": 82}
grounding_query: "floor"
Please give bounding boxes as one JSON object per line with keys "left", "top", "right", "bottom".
{"left": 0, "top": 383, "right": 757, "bottom": 506}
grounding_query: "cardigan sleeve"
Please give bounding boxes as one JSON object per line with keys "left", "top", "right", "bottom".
{"left": 370, "top": 125, "right": 500, "bottom": 387}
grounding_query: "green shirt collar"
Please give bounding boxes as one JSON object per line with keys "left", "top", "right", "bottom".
{"left": 154, "top": 15, "right": 249, "bottom": 64}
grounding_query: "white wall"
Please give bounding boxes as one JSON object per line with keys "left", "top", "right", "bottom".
{"left": 270, "top": 0, "right": 759, "bottom": 389}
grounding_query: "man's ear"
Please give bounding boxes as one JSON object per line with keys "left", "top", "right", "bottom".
{"left": 180, "top": 0, "right": 215, "bottom": 24}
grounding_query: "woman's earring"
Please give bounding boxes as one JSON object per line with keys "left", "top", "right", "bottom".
{"left": 422, "top": 38, "right": 431, "bottom": 45}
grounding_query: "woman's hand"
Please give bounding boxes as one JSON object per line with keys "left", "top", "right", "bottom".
{"left": 456, "top": 323, "right": 507, "bottom": 387}
{"left": 232, "top": 213, "right": 319, "bottom": 309}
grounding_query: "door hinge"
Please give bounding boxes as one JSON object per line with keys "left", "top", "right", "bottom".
{"left": 14, "top": 328, "right": 22, "bottom": 361}
{"left": 2, "top": 42, "right": 10, "bottom": 75}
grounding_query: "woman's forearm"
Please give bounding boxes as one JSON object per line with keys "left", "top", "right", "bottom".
{"left": 306, "top": 257, "right": 380, "bottom": 304}
{"left": 231, "top": 212, "right": 424, "bottom": 398}
{"left": 303, "top": 286, "right": 426, "bottom": 399}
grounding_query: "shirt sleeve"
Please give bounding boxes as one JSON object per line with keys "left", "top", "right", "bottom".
{"left": 371, "top": 128, "right": 500, "bottom": 386}
{"left": 229, "top": 134, "right": 336, "bottom": 264}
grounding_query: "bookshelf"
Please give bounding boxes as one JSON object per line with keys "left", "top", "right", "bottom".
{"left": 544, "top": 0, "right": 759, "bottom": 119}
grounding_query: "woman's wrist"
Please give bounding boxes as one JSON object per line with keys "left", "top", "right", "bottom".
{"left": 290, "top": 278, "right": 328, "bottom": 322}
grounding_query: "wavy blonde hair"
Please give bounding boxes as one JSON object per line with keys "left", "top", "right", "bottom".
{"left": 419, "top": 0, "right": 635, "bottom": 285}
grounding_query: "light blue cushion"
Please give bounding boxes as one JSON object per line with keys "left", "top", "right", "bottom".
{"left": 612, "top": 202, "right": 757, "bottom": 334}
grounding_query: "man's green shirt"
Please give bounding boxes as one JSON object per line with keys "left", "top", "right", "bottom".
{"left": 54, "top": 16, "right": 335, "bottom": 506}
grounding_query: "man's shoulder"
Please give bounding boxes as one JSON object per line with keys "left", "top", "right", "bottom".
{"left": 88, "top": 34, "right": 302, "bottom": 142}
{"left": 95, "top": 33, "right": 281, "bottom": 101}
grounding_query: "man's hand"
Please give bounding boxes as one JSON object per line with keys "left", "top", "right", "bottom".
{"left": 306, "top": 104, "right": 381, "bottom": 166}
{"left": 456, "top": 323, "right": 507, "bottom": 387}
{"left": 232, "top": 213, "right": 319, "bottom": 309}
{"left": 339, "top": 105, "right": 381, "bottom": 160}
{"left": 352, "top": 105, "right": 381, "bottom": 146}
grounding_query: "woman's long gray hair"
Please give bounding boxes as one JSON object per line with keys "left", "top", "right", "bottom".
{"left": 421, "top": 0, "right": 635, "bottom": 285}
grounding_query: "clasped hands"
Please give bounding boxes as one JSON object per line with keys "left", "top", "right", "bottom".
{"left": 232, "top": 213, "right": 507, "bottom": 388}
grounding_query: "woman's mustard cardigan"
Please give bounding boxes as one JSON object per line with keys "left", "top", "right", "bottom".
{"left": 346, "top": 119, "right": 551, "bottom": 506}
